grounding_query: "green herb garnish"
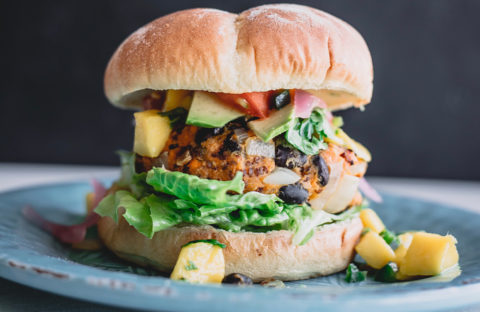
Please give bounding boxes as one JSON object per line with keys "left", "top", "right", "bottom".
{"left": 380, "top": 229, "right": 399, "bottom": 245}
{"left": 361, "top": 227, "right": 372, "bottom": 236}
{"left": 345, "top": 263, "right": 367, "bottom": 283}
{"left": 285, "top": 108, "right": 329, "bottom": 155}
{"left": 159, "top": 107, "right": 188, "bottom": 128}
{"left": 183, "top": 239, "right": 226, "bottom": 249}
{"left": 184, "top": 260, "right": 198, "bottom": 271}
{"left": 375, "top": 262, "right": 398, "bottom": 283}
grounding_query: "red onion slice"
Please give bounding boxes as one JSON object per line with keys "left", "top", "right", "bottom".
{"left": 294, "top": 90, "right": 330, "bottom": 119}
{"left": 22, "top": 179, "right": 107, "bottom": 244}
{"left": 22, "top": 206, "right": 100, "bottom": 244}
{"left": 359, "top": 177, "right": 383, "bottom": 203}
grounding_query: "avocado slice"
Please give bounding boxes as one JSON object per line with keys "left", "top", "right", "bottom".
{"left": 248, "top": 104, "right": 295, "bottom": 142}
{"left": 186, "top": 92, "right": 244, "bottom": 128}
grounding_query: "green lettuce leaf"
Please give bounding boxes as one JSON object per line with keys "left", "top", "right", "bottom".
{"left": 116, "top": 150, "right": 136, "bottom": 188}
{"left": 116, "top": 150, "right": 150, "bottom": 197}
{"left": 285, "top": 108, "right": 329, "bottom": 155}
{"left": 95, "top": 187, "right": 362, "bottom": 245}
{"left": 97, "top": 156, "right": 363, "bottom": 245}
{"left": 292, "top": 204, "right": 363, "bottom": 245}
{"left": 95, "top": 193, "right": 116, "bottom": 221}
{"left": 95, "top": 190, "right": 154, "bottom": 238}
{"left": 146, "top": 167, "right": 245, "bottom": 205}
{"left": 228, "top": 192, "right": 282, "bottom": 212}
{"left": 144, "top": 195, "right": 182, "bottom": 232}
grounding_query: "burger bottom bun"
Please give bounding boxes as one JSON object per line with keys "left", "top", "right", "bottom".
{"left": 97, "top": 214, "right": 363, "bottom": 282}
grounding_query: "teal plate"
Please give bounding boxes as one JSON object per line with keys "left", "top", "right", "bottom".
{"left": 0, "top": 180, "right": 479, "bottom": 312}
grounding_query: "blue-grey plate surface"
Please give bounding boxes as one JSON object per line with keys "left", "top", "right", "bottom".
{"left": 0, "top": 180, "right": 479, "bottom": 312}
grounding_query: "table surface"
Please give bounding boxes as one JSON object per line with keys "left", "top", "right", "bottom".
{"left": 1, "top": 163, "right": 479, "bottom": 312}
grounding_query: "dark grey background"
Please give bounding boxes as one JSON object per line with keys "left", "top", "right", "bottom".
{"left": 1, "top": 0, "right": 479, "bottom": 180}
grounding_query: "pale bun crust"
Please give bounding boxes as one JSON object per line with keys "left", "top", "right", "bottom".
{"left": 97, "top": 214, "right": 362, "bottom": 282}
{"left": 104, "top": 4, "right": 373, "bottom": 111}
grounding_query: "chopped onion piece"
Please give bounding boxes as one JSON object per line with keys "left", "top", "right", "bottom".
{"left": 158, "top": 151, "right": 169, "bottom": 167}
{"left": 176, "top": 150, "right": 192, "bottom": 166}
{"left": 310, "top": 161, "right": 343, "bottom": 210}
{"left": 323, "top": 174, "right": 360, "bottom": 213}
{"left": 245, "top": 138, "right": 275, "bottom": 158}
{"left": 359, "top": 177, "right": 383, "bottom": 203}
{"left": 234, "top": 128, "right": 249, "bottom": 144}
{"left": 263, "top": 167, "right": 300, "bottom": 185}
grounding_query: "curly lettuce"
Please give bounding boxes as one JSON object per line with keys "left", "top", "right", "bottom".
{"left": 96, "top": 154, "right": 362, "bottom": 244}
{"left": 146, "top": 167, "right": 244, "bottom": 205}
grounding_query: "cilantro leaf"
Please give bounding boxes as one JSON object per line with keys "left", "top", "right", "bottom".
{"left": 185, "top": 260, "right": 198, "bottom": 271}
{"left": 285, "top": 108, "right": 329, "bottom": 155}
{"left": 380, "top": 229, "right": 399, "bottom": 245}
{"left": 345, "top": 263, "right": 367, "bottom": 283}
{"left": 159, "top": 107, "right": 188, "bottom": 128}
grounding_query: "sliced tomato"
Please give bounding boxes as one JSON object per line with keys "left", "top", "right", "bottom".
{"left": 216, "top": 91, "right": 276, "bottom": 118}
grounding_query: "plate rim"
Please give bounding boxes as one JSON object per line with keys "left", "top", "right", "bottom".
{"left": 0, "top": 180, "right": 479, "bottom": 312}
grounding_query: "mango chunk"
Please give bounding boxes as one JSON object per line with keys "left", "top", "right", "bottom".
{"left": 355, "top": 231, "right": 396, "bottom": 269}
{"left": 360, "top": 209, "right": 385, "bottom": 234}
{"left": 394, "top": 232, "right": 414, "bottom": 263}
{"left": 171, "top": 242, "right": 225, "bottom": 284}
{"left": 133, "top": 110, "right": 171, "bottom": 157}
{"left": 163, "top": 90, "right": 192, "bottom": 112}
{"left": 399, "top": 232, "right": 459, "bottom": 276}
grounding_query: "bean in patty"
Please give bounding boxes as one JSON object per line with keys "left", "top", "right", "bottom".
{"left": 312, "top": 154, "right": 329, "bottom": 186}
{"left": 275, "top": 145, "right": 307, "bottom": 169}
{"left": 278, "top": 183, "right": 309, "bottom": 204}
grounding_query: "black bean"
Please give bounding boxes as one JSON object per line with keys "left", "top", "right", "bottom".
{"left": 195, "top": 127, "right": 224, "bottom": 144}
{"left": 222, "top": 273, "right": 253, "bottom": 285}
{"left": 312, "top": 155, "right": 329, "bottom": 186}
{"left": 272, "top": 90, "right": 291, "bottom": 109}
{"left": 275, "top": 145, "right": 307, "bottom": 169}
{"left": 226, "top": 117, "right": 248, "bottom": 129}
{"left": 278, "top": 183, "right": 309, "bottom": 204}
{"left": 219, "top": 131, "right": 241, "bottom": 154}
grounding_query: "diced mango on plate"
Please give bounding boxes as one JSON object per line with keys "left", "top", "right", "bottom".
{"left": 171, "top": 241, "right": 225, "bottom": 284}
{"left": 394, "top": 232, "right": 414, "bottom": 262}
{"left": 359, "top": 208, "right": 385, "bottom": 234}
{"left": 355, "top": 231, "right": 396, "bottom": 269}
{"left": 398, "top": 232, "right": 459, "bottom": 277}
{"left": 133, "top": 110, "right": 172, "bottom": 157}
{"left": 355, "top": 208, "right": 459, "bottom": 280}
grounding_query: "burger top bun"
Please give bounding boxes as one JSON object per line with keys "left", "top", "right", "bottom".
{"left": 104, "top": 4, "right": 373, "bottom": 111}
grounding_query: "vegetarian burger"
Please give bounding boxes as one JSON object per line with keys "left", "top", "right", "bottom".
{"left": 96, "top": 4, "right": 374, "bottom": 282}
